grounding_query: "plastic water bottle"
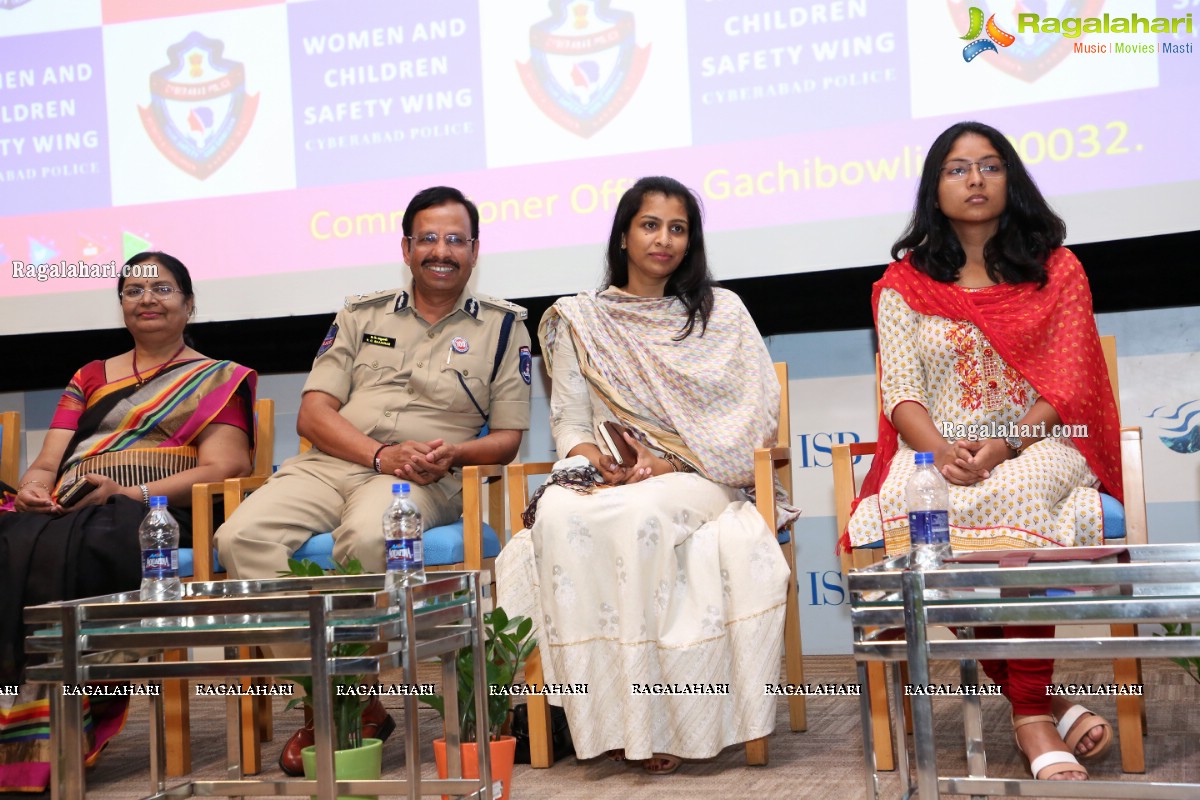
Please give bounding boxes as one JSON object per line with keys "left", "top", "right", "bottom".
{"left": 383, "top": 483, "right": 424, "bottom": 596}
{"left": 906, "top": 452, "right": 951, "bottom": 570}
{"left": 139, "top": 496, "right": 181, "bottom": 626}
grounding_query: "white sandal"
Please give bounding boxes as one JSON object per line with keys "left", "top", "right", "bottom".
{"left": 1013, "top": 714, "right": 1088, "bottom": 780}
{"left": 1056, "top": 704, "right": 1114, "bottom": 761}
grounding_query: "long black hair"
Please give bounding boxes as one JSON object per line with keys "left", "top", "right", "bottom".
{"left": 891, "top": 121, "right": 1065, "bottom": 286}
{"left": 603, "top": 176, "right": 716, "bottom": 339}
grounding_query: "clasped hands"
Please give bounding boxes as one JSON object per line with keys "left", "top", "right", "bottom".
{"left": 935, "top": 437, "right": 1011, "bottom": 486}
{"left": 376, "top": 439, "right": 458, "bottom": 485}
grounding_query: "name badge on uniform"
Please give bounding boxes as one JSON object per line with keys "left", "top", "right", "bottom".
{"left": 363, "top": 333, "right": 396, "bottom": 348}
{"left": 451, "top": 336, "right": 470, "bottom": 354}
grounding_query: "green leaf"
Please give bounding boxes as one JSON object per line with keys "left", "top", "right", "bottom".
{"left": 488, "top": 607, "right": 508, "bottom": 630}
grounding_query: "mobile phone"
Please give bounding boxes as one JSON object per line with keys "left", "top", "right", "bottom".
{"left": 58, "top": 478, "right": 99, "bottom": 508}
{"left": 599, "top": 421, "right": 638, "bottom": 466}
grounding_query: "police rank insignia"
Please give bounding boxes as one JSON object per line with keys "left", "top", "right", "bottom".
{"left": 317, "top": 323, "right": 338, "bottom": 356}
{"left": 451, "top": 336, "right": 470, "bottom": 354}
{"left": 519, "top": 345, "right": 532, "bottom": 385}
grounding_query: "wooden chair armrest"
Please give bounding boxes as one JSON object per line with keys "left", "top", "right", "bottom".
{"left": 505, "top": 462, "right": 557, "bottom": 538}
{"left": 1119, "top": 426, "right": 1147, "bottom": 545}
{"left": 462, "top": 464, "right": 504, "bottom": 569}
{"left": 222, "top": 473, "right": 270, "bottom": 522}
{"left": 753, "top": 446, "right": 793, "bottom": 536}
{"left": 832, "top": 442, "right": 878, "bottom": 574}
{"left": 754, "top": 445, "right": 791, "bottom": 463}
{"left": 463, "top": 463, "right": 504, "bottom": 481}
{"left": 189, "top": 481, "right": 224, "bottom": 582}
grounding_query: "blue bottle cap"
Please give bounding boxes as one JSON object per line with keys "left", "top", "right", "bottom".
{"left": 400, "top": 482, "right": 411, "bottom": 493}
{"left": 150, "top": 495, "right": 168, "bottom": 507}
{"left": 392, "top": 483, "right": 403, "bottom": 494}
{"left": 914, "top": 451, "right": 934, "bottom": 465}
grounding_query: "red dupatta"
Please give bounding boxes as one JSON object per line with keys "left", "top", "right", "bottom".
{"left": 837, "top": 247, "right": 1122, "bottom": 553}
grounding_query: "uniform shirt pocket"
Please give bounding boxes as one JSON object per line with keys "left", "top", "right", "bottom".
{"left": 439, "top": 353, "right": 489, "bottom": 416}
{"left": 353, "top": 347, "right": 404, "bottom": 389}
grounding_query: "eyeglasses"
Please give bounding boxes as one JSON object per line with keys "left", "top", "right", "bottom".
{"left": 941, "top": 158, "right": 1007, "bottom": 181}
{"left": 120, "top": 285, "right": 184, "bottom": 301}
{"left": 407, "top": 233, "right": 476, "bottom": 250}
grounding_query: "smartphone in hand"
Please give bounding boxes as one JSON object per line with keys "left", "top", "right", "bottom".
{"left": 57, "top": 478, "right": 99, "bottom": 508}
{"left": 599, "top": 421, "right": 638, "bottom": 466}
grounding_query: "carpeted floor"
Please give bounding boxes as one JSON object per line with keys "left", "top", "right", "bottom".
{"left": 73, "top": 655, "right": 1200, "bottom": 800}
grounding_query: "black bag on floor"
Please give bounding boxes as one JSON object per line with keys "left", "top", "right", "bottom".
{"left": 511, "top": 702, "right": 574, "bottom": 763}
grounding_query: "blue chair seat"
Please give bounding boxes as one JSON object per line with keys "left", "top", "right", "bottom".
{"left": 181, "top": 521, "right": 502, "bottom": 578}
{"left": 857, "top": 492, "right": 1126, "bottom": 550}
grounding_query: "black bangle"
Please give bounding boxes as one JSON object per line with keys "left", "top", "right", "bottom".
{"left": 373, "top": 442, "right": 394, "bottom": 474}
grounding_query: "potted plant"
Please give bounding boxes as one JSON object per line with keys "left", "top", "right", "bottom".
{"left": 282, "top": 558, "right": 381, "bottom": 800}
{"left": 419, "top": 606, "right": 535, "bottom": 800}
{"left": 1156, "top": 622, "right": 1200, "bottom": 684}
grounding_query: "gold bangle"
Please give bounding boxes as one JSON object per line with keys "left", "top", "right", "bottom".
{"left": 19, "top": 479, "right": 50, "bottom": 493}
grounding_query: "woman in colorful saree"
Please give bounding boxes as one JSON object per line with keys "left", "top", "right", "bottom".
{"left": 844, "top": 122, "right": 1123, "bottom": 781}
{"left": 0, "top": 251, "right": 256, "bottom": 792}
{"left": 496, "top": 177, "right": 796, "bottom": 775}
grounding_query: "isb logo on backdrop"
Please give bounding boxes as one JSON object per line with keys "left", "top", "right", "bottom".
{"left": 517, "top": 0, "right": 650, "bottom": 138}
{"left": 138, "top": 32, "right": 259, "bottom": 180}
{"left": 796, "top": 431, "right": 862, "bottom": 469}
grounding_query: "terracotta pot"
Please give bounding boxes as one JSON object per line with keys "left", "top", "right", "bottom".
{"left": 300, "top": 737, "right": 382, "bottom": 800}
{"left": 432, "top": 735, "right": 517, "bottom": 800}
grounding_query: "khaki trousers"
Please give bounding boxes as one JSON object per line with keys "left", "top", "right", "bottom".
{"left": 214, "top": 449, "right": 461, "bottom": 579}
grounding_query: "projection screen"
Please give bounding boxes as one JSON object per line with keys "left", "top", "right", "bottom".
{"left": 2, "top": 0, "right": 1196, "bottom": 334}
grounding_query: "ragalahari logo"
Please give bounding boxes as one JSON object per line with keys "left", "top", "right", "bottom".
{"left": 138, "top": 32, "right": 259, "bottom": 180}
{"left": 0, "top": 1, "right": 35, "bottom": 10}
{"left": 959, "top": 6, "right": 1015, "bottom": 61}
{"left": 516, "top": 0, "right": 650, "bottom": 138}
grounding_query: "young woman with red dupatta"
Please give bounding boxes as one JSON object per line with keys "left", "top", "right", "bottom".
{"left": 844, "top": 122, "right": 1123, "bottom": 782}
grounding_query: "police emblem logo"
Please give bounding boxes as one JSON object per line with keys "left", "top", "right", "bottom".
{"left": 451, "top": 336, "right": 470, "bottom": 354}
{"left": 138, "top": 32, "right": 260, "bottom": 179}
{"left": 948, "top": 0, "right": 1103, "bottom": 81}
{"left": 317, "top": 323, "right": 338, "bottom": 357}
{"left": 519, "top": 345, "right": 532, "bottom": 385}
{"left": 395, "top": 291, "right": 409, "bottom": 311}
{"left": 516, "top": 0, "right": 651, "bottom": 138}
{"left": 464, "top": 297, "right": 479, "bottom": 318}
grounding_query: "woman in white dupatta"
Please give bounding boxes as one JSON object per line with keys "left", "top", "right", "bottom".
{"left": 497, "top": 177, "right": 796, "bottom": 774}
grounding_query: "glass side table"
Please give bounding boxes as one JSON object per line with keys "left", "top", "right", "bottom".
{"left": 24, "top": 571, "right": 492, "bottom": 800}
{"left": 848, "top": 543, "right": 1200, "bottom": 800}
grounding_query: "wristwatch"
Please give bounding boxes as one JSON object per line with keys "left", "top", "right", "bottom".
{"left": 1004, "top": 435, "right": 1023, "bottom": 457}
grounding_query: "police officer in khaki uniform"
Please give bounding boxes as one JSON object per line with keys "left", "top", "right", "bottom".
{"left": 217, "top": 185, "right": 531, "bottom": 577}
{"left": 214, "top": 186, "right": 532, "bottom": 774}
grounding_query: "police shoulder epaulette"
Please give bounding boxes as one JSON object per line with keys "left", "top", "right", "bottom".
{"left": 476, "top": 294, "right": 528, "bottom": 321}
{"left": 344, "top": 289, "right": 397, "bottom": 310}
